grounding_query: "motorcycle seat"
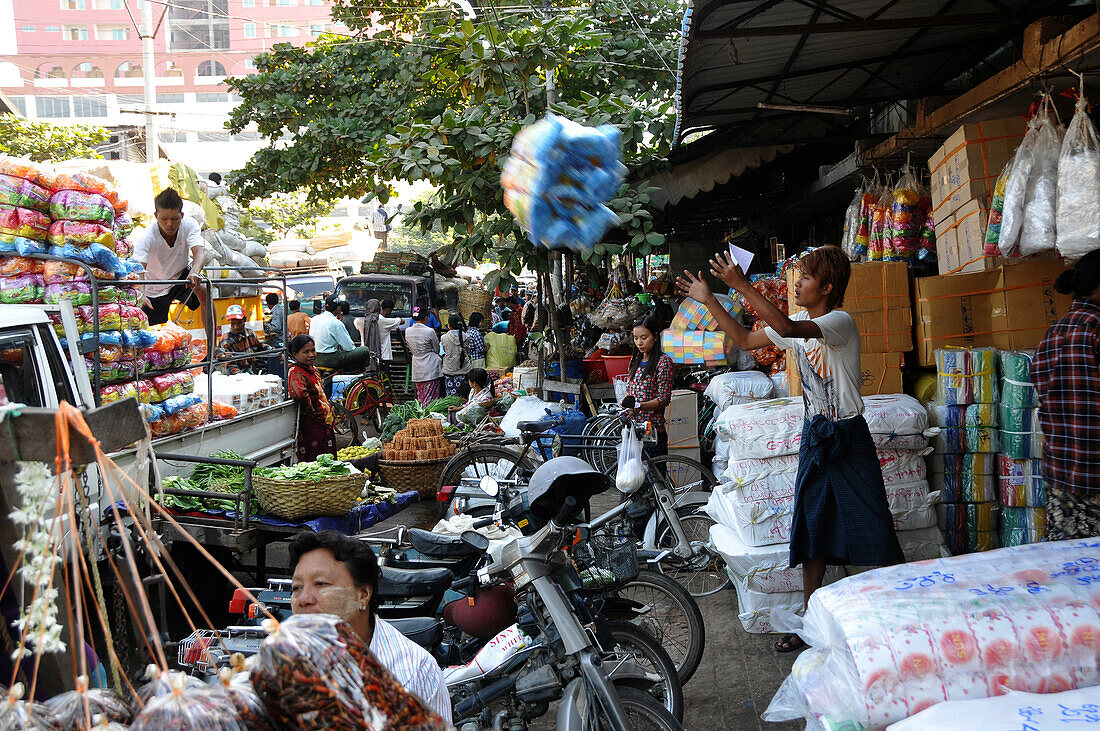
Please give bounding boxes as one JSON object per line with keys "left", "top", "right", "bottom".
{"left": 387, "top": 616, "right": 444, "bottom": 650}
{"left": 378, "top": 566, "right": 454, "bottom": 599}
{"left": 408, "top": 528, "right": 488, "bottom": 558}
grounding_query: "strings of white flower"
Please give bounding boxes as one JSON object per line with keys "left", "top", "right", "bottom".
{"left": 10, "top": 462, "right": 65, "bottom": 659}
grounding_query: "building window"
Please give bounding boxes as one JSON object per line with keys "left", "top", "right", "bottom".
{"left": 116, "top": 93, "right": 144, "bottom": 106}
{"left": 156, "top": 92, "right": 184, "bottom": 103}
{"left": 244, "top": 58, "right": 256, "bottom": 69}
{"left": 243, "top": 0, "right": 254, "bottom": 6}
{"left": 198, "top": 132, "right": 231, "bottom": 141}
{"left": 310, "top": 23, "right": 324, "bottom": 36}
{"left": 45, "top": 25, "right": 59, "bottom": 33}
{"left": 196, "top": 92, "right": 228, "bottom": 102}
{"left": 243, "top": 22, "right": 255, "bottom": 38}
{"left": 276, "top": 0, "right": 294, "bottom": 6}
{"left": 276, "top": 25, "right": 295, "bottom": 37}
{"left": 168, "top": 0, "right": 230, "bottom": 51}
{"left": 98, "top": 25, "right": 130, "bottom": 40}
{"left": 22, "top": 26, "right": 35, "bottom": 33}
{"left": 72, "top": 95, "right": 107, "bottom": 117}
{"left": 309, "top": 0, "right": 321, "bottom": 5}
{"left": 10, "top": 97, "right": 27, "bottom": 115}
{"left": 64, "top": 0, "right": 86, "bottom": 9}
{"left": 232, "top": 130, "right": 259, "bottom": 141}
{"left": 65, "top": 26, "right": 89, "bottom": 40}
{"left": 36, "top": 96, "right": 71, "bottom": 118}
{"left": 197, "top": 60, "right": 226, "bottom": 76}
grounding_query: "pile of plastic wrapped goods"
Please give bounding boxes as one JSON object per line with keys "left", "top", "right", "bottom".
{"left": 927, "top": 347, "right": 1047, "bottom": 553}
{"left": 997, "top": 350, "right": 1046, "bottom": 547}
{"left": 928, "top": 347, "right": 1001, "bottom": 553}
{"left": 661, "top": 293, "right": 755, "bottom": 368}
{"left": 705, "top": 394, "right": 944, "bottom": 633}
{"left": 887, "top": 685, "right": 1100, "bottom": 731}
{"left": 704, "top": 370, "right": 776, "bottom": 479}
{"left": 764, "top": 539, "right": 1100, "bottom": 731}
{"left": 192, "top": 372, "right": 283, "bottom": 415}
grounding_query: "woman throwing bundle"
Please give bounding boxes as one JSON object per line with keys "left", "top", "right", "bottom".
{"left": 441, "top": 313, "right": 472, "bottom": 396}
{"left": 677, "top": 246, "right": 902, "bottom": 653}
{"left": 287, "top": 334, "right": 337, "bottom": 462}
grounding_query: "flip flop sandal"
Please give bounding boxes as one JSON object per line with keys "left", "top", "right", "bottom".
{"left": 774, "top": 633, "right": 806, "bottom": 653}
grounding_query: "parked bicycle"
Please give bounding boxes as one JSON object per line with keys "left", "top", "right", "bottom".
{"left": 317, "top": 353, "right": 396, "bottom": 443}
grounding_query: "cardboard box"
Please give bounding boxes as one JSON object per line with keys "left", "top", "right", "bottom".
{"left": 665, "top": 389, "right": 698, "bottom": 446}
{"left": 915, "top": 258, "right": 1072, "bottom": 365}
{"left": 936, "top": 198, "right": 1000, "bottom": 275}
{"left": 787, "top": 261, "right": 912, "bottom": 353}
{"left": 928, "top": 117, "right": 1025, "bottom": 224}
{"left": 787, "top": 351, "right": 903, "bottom": 397}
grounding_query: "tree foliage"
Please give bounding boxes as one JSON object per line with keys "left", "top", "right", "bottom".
{"left": 226, "top": 0, "right": 679, "bottom": 284}
{"left": 241, "top": 190, "right": 335, "bottom": 243}
{"left": 0, "top": 114, "right": 109, "bottom": 162}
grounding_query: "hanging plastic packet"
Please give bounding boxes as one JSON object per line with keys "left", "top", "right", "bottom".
{"left": 1020, "top": 108, "right": 1064, "bottom": 256}
{"left": 616, "top": 424, "right": 645, "bottom": 494}
{"left": 251, "top": 614, "right": 449, "bottom": 729}
{"left": 1057, "top": 92, "right": 1100, "bottom": 258}
{"left": 130, "top": 677, "right": 244, "bottom": 730}
{"left": 0, "top": 683, "right": 61, "bottom": 730}
{"left": 884, "top": 169, "right": 925, "bottom": 263}
{"left": 868, "top": 187, "right": 891, "bottom": 261}
{"left": 43, "top": 675, "right": 133, "bottom": 729}
{"left": 984, "top": 160, "right": 1012, "bottom": 255}
{"left": 855, "top": 184, "right": 878, "bottom": 256}
{"left": 840, "top": 187, "right": 862, "bottom": 259}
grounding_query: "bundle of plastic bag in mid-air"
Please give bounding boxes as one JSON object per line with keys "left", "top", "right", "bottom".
{"left": 501, "top": 114, "right": 627, "bottom": 256}
{"left": 764, "top": 538, "right": 1100, "bottom": 730}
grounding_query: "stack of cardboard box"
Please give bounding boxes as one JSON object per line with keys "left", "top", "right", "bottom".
{"left": 914, "top": 258, "right": 1072, "bottom": 365}
{"left": 786, "top": 261, "right": 911, "bottom": 397}
{"left": 928, "top": 117, "right": 1025, "bottom": 275}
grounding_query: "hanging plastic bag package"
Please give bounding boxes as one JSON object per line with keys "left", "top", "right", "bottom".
{"left": 855, "top": 186, "right": 878, "bottom": 256}
{"left": 1057, "top": 95, "right": 1100, "bottom": 258}
{"left": 841, "top": 187, "right": 862, "bottom": 259}
{"left": 1020, "top": 111, "right": 1064, "bottom": 257}
{"left": 616, "top": 424, "right": 645, "bottom": 494}
{"left": 250, "top": 614, "right": 449, "bottom": 729}
{"left": 998, "top": 114, "right": 1043, "bottom": 257}
{"left": 984, "top": 160, "right": 1012, "bottom": 255}
{"left": 44, "top": 675, "right": 133, "bottom": 728}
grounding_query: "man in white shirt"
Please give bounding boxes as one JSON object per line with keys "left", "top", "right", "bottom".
{"left": 132, "top": 188, "right": 209, "bottom": 339}
{"left": 309, "top": 297, "right": 372, "bottom": 372}
{"left": 376, "top": 299, "right": 405, "bottom": 360}
{"left": 288, "top": 531, "right": 452, "bottom": 723}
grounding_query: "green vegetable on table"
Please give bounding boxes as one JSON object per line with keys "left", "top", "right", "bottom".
{"left": 255, "top": 455, "right": 354, "bottom": 483}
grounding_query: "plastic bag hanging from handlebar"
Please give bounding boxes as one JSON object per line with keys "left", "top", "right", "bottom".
{"left": 616, "top": 424, "right": 645, "bottom": 494}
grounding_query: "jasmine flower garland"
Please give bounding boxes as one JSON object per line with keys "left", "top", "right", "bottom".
{"left": 9, "top": 462, "right": 65, "bottom": 658}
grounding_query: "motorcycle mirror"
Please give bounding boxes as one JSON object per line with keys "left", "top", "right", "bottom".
{"left": 479, "top": 475, "right": 499, "bottom": 497}
{"left": 621, "top": 395, "right": 636, "bottom": 409}
{"left": 460, "top": 530, "right": 491, "bottom": 552}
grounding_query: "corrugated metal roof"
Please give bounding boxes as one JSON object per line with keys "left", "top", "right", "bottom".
{"left": 674, "top": 0, "right": 1079, "bottom": 146}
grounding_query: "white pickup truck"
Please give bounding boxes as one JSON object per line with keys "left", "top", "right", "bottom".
{"left": 1, "top": 304, "right": 298, "bottom": 479}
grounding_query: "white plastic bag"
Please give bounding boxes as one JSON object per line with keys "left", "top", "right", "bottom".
{"left": 1057, "top": 96, "right": 1100, "bottom": 259}
{"left": 999, "top": 116, "right": 1041, "bottom": 256}
{"left": 616, "top": 425, "right": 645, "bottom": 494}
{"left": 841, "top": 187, "right": 863, "bottom": 260}
{"left": 500, "top": 396, "right": 564, "bottom": 436}
{"left": 1020, "top": 112, "right": 1063, "bottom": 256}
{"left": 703, "top": 371, "right": 775, "bottom": 410}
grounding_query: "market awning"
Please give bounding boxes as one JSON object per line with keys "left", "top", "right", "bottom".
{"left": 674, "top": 0, "right": 1085, "bottom": 147}
{"left": 639, "top": 143, "right": 793, "bottom": 209}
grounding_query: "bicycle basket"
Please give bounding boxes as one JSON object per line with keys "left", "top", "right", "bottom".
{"left": 571, "top": 527, "right": 639, "bottom": 590}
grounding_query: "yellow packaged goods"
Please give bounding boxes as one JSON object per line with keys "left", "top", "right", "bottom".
{"left": 788, "top": 351, "right": 902, "bottom": 397}
{"left": 914, "top": 258, "right": 1072, "bottom": 365}
{"left": 936, "top": 199, "right": 998, "bottom": 275}
{"left": 786, "top": 261, "right": 911, "bottom": 353}
{"left": 927, "top": 117, "right": 1025, "bottom": 223}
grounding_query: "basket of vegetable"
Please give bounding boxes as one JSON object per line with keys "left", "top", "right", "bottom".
{"left": 253, "top": 455, "right": 365, "bottom": 520}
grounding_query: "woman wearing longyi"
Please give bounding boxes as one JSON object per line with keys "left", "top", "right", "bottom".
{"left": 677, "top": 246, "right": 903, "bottom": 654}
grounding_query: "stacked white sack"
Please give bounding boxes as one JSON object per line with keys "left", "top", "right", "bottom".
{"left": 765, "top": 539, "right": 1100, "bottom": 731}
{"left": 704, "top": 395, "right": 946, "bottom": 632}
{"left": 705, "top": 371, "right": 775, "bottom": 479}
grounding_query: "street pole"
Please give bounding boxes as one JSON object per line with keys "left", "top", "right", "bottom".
{"left": 141, "top": 0, "right": 158, "bottom": 163}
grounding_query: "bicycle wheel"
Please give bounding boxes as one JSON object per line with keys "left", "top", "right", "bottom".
{"left": 437, "top": 445, "right": 535, "bottom": 515}
{"left": 598, "top": 686, "right": 682, "bottom": 731}
{"left": 613, "top": 569, "right": 705, "bottom": 685}
{"left": 646, "top": 454, "right": 717, "bottom": 496}
{"left": 590, "top": 417, "right": 621, "bottom": 474}
{"left": 582, "top": 414, "right": 617, "bottom": 470}
{"left": 604, "top": 621, "right": 684, "bottom": 722}
{"left": 655, "top": 507, "right": 731, "bottom": 597}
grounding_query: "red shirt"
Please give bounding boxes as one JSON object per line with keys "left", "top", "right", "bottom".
{"left": 1033, "top": 299, "right": 1100, "bottom": 495}
{"left": 627, "top": 353, "right": 675, "bottom": 432}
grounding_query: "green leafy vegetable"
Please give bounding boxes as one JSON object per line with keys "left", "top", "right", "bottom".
{"left": 426, "top": 396, "right": 463, "bottom": 414}
{"left": 255, "top": 457, "right": 355, "bottom": 483}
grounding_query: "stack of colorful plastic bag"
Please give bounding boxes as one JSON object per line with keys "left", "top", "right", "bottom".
{"left": 996, "top": 349, "right": 1046, "bottom": 546}
{"left": 984, "top": 161, "right": 1011, "bottom": 255}
{"left": 765, "top": 539, "right": 1100, "bottom": 730}
{"left": 882, "top": 170, "right": 934, "bottom": 265}
{"left": 501, "top": 114, "right": 626, "bottom": 256}
{"left": 706, "top": 394, "right": 944, "bottom": 633}
{"left": 0, "top": 158, "right": 52, "bottom": 257}
{"left": 46, "top": 170, "right": 140, "bottom": 278}
{"left": 0, "top": 255, "right": 43, "bottom": 303}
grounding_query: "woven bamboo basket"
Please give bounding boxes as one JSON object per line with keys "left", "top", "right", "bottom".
{"left": 253, "top": 472, "right": 365, "bottom": 521}
{"left": 377, "top": 457, "right": 451, "bottom": 498}
{"left": 458, "top": 286, "right": 493, "bottom": 324}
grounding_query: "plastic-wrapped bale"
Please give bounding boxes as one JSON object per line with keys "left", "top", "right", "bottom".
{"left": 999, "top": 506, "right": 1046, "bottom": 547}
{"left": 968, "top": 347, "right": 998, "bottom": 403}
{"left": 0, "top": 683, "right": 60, "bottom": 730}
{"left": 998, "top": 350, "right": 1036, "bottom": 409}
{"left": 926, "top": 404, "right": 965, "bottom": 454}
{"left": 710, "top": 523, "right": 843, "bottom": 594}
{"left": 928, "top": 453, "right": 995, "bottom": 477}
{"left": 251, "top": 614, "right": 449, "bottom": 730}
{"left": 764, "top": 539, "right": 1100, "bottom": 731}
{"left": 734, "top": 581, "right": 805, "bottom": 634}
{"left": 1000, "top": 407, "right": 1043, "bottom": 460}
{"left": 998, "top": 456, "right": 1045, "bottom": 507}
{"left": 887, "top": 685, "right": 1100, "bottom": 731}
{"left": 862, "top": 395, "right": 934, "bottom": 451}
{"left": 703, "top": 370, "right": 774, "bottom": 411}
{"left": 935, "top": 348, "right": 972, "bottom": 406}
{"left": 713, "top": 398, "right": 805, "bottom": 460}
{"left": 930, "top": 470, "right": 996, "bottom": 503}
{"left": 43, "top": 676, "right": 132, "bottom": 729}
{"left": 964, "top": 403, "right": 999, "bottom": 454}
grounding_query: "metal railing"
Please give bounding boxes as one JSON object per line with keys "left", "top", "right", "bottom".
{"left": 151, "top": 450, "right": 258, "bottom": 531}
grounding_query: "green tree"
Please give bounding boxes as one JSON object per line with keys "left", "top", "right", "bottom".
{"left": 0, "top": 114, "right": 109, "bottom": 162}
{"left": 241, "top": 190, "right": 335, "bottom": 244}
{"left": 226, "top": 0, "right": 678, "bottom": 285}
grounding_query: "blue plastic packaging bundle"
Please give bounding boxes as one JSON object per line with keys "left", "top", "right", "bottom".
{"left": 47, "top": 243, "right": 130, "bottom": 278}
{"left": 161, "top": 393, "right": 202, "bottom": 415}
{"left": 501, "top": 114, "right": 627, "bottom": 255}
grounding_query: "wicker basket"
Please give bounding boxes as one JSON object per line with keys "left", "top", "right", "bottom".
{"left": 377, "top": 457, "right": 451, "bottom": 498}
{"left": 458, "top": 286, "right": 493, "bottom": 324}
{"left": 252, "top": 473, "right": 365, "bottom": 521}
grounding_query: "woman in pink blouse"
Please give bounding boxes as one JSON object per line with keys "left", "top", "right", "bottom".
{"left": 626, "top": 314, "right": 675, "bottom": 457}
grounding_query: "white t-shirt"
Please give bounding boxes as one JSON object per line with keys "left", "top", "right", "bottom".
{"left": 132, "top": 217, "right": 204, "bottom": 297}
{"left": 765, "top": 310, "right": 863, "bottom": 421}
